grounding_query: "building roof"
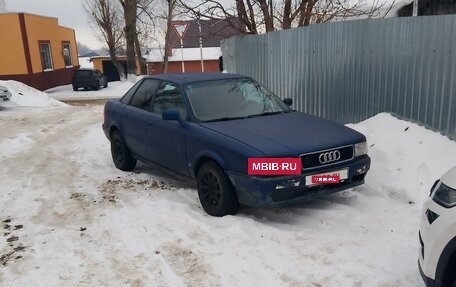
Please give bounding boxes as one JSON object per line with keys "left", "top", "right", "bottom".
{"left": 169, "top": 18, "right": 245, "bottom": 48}
{"left": 0, "top": 12, "right": 74, "bottom": 30}
{"left": 145, "top": 72, "right": 247, "bottom": 85}
{"left": 397, "top": 0, "right": 456, "bottom": 16}
{"left": 146, "top": 47, "right": 221, "bottom": 63}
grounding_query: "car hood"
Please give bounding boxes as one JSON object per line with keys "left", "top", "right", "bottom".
{"left": 200, "top": 111, "right": 366, "bottom": 156}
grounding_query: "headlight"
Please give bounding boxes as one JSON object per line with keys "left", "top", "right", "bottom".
{"left": 432, "top": 182, "right": 456, "bottom": 208}
{"left": 354, "top": 141, "right": 368, "bottom": 157}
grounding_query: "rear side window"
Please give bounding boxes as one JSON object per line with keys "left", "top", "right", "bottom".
{"left": 120, "top": 81, "right": 141, "bottom": 104}
{"left": 128, "top": 79, "right": 160, "bottom": 109}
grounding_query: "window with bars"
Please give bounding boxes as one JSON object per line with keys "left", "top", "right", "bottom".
{"left": 62, "top": 42, "right": 72, "bottom": 67}
{"left": 39, "top": 42, "right": 53, "bottom": 71}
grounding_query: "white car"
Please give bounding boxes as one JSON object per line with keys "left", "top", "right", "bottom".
{"left": 419, "top": 166, "right": 456, "bottom": 287}
{"left": 0, "top": 85, "right": 12, "bottom": 102}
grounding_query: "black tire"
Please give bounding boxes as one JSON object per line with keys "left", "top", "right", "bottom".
{"left": 110, "top": 131, "right": 136, "bottom": 171}
{"left": 104, "top": 81, "right": 108, "bottom": 88}
{"left": 72, "top": 85, "right": 78, "bottom": 91}
{"left": 196, "top": 161, "right": 239, "bottom": 216}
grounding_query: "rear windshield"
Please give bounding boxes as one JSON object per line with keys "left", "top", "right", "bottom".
{"left": 75, "top": 70, "right": 93, "bottom": 77}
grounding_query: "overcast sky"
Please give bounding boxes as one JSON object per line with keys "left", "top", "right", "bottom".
{"left": 5, "top": 0, "right": 103, "bottom": 49}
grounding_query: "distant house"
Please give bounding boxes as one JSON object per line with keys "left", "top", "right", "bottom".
{"left": 397, "top": 0, "right": 456, "bottom": 16}
{"left": 147, "top": 18, "right": 245, "bottom": 74}
{"left": 146, "top": 47, "right": 222, "bottom": 74}
{"left": 90, "top": 56, "right": 130, "bottom": 81}
{"left": 91, "top": 18, "right": 244, "bottom": 79}
{"left": 0, "top": 13, "right": 79, "bottom": 91}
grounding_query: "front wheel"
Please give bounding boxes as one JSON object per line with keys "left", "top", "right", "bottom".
{"left": 197, "top": 161, "right": 239, "bottom": 216}
{"left": 110, "top": 131, "right": 136, "bottom": 171}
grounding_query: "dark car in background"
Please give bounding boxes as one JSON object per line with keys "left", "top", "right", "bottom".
{"left": 72, "top": 68, "right": 108, "bottom": 91}
{"left": 102, "top": 73, "right": 371, "bottom": 216}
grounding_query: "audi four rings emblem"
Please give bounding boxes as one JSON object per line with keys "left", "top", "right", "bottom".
{"left": 319, "top": 150, "right": 341, "bottom": 164}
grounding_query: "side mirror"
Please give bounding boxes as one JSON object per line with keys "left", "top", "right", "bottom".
{"left": 162, "top": 109, "right": 181, "bottom": 121}
{"left": 283, "top": 98, "right": 293, "bottom": 106}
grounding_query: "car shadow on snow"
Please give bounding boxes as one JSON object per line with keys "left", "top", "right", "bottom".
{"left": 240, "top": 189, "right": 360, "bottom": 224}
{"left": 133, "top": 161, "right": 196, "bottom": 190}
{"left": 116, "top": 161, "right": 363, "bottom": 222}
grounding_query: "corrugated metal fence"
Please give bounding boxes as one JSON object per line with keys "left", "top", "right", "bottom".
{"left": 221, "top": 15, "right": 456, "bottom": 140}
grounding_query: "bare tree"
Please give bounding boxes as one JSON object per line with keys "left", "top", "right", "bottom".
{"left": 162, "top": 0, "right": 176, "bottom": 73}
{"left": 85, "top": 0, "right": 126, "bottom": 79}
{"left": 137, "top": 0, "right": 179, "bottom": 73}
{"left": 119, "top": 0, "right": 139, "bottom": 76}
{"left": 179, "top": 0, "right": 395, "bottom": 34}
{"left": 133, "top": 0, "right": 159, "bottom": 74}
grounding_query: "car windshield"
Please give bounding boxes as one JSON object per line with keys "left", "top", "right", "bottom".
{"left": 75, "top": 70, "right": 93, "bottom": 76}
{"left": 185, "top": 78, "right": 292, "bottom": 122}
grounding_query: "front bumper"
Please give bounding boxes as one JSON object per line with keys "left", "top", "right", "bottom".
{"left": 227, "top": 155, "right": 370, "bottom": 207}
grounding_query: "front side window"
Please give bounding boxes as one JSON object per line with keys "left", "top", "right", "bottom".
{"left": 39, "top": 42, "right": 53, "bottom": 71}
{"left": 128, "top": 79, "right": 160, "bottom": 109}
{"left": 152, "top": 82, "right": 187, "bottom": 119}
{"left": 62, "top": 42, "right": 72, "bottom": 67}
{"left": 185, "top": 78, "right": 291, "bottom": 121}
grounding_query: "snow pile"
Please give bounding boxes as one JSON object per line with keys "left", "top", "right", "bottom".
{"left": 0, "top": 133, "right": 34, "bottom": 158}
{"left": 348, "top": 113, "right": 456, "bottom": 204}
{"left": 46, "top": 80, "right": 136, "bottom": 101}
{"left": 0, "top": 80, "right": 66, "bottom": 107}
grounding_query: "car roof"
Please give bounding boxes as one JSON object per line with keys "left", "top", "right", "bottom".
{"left": 145, "top": 72, "right": 249, "bottom": 85}
{"left": 441, "top": 166, "right": 456, "bottom": 188}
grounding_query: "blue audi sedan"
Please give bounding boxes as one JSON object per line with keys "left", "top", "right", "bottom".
{"left": 102, "top": 73, "right": 370, "bottom": 216}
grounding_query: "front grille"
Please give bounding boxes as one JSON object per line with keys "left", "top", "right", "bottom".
{"left": 300, "top": 145, "right": 354, "bottom": 170}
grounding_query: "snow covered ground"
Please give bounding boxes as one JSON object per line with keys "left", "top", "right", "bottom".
{"left": 46, "top": 81, "right": 135, "bottom": 102}
{"left": 1, "top": 88, "right": 455, "bottom": 286}
{"left": 0, "top": 80, "right": 65, "bottom": 108}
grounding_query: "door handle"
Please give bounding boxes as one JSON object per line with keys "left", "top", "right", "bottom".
{"left": 147, "top": 120, "right": 153, "bottom": 126}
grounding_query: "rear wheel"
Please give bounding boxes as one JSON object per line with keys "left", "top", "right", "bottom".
{"left": 104, "top": 80, "right": 108, "bottom": 88}
{"left": 72, "top": 85, "right": 78, "bottom": 91}
{"left": 110, "top": 131, "right": 136, "bottom": 171}
{"left": 196, "top": 161, "right": 239, "bottom": 216}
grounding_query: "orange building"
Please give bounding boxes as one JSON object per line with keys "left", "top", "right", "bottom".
{"left": 0, "top": 13, "right": 79, "bottom": 91}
